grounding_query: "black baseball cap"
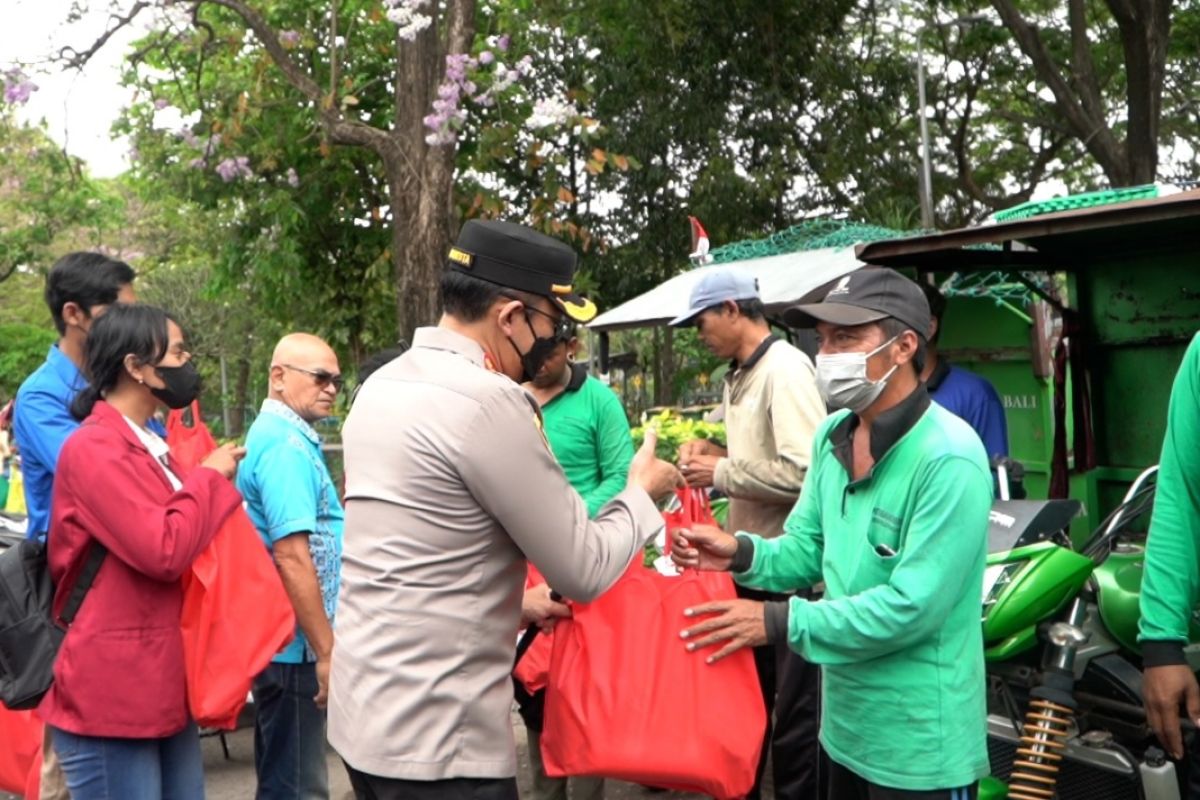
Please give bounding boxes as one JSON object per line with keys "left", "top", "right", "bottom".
{"left": 446, "top": 220, "right": 597, "bottom": 323}
{"left": 782, "top": 268, "right": 931, "bottom": 336}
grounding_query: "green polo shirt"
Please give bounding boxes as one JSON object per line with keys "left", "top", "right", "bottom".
{"left": 1139, "top": 332, "right": 1200, "bottom": 666}
{"left": 733, "top": 386, "right": 992, "bottom": 790}
{"left": 540, "top": 364, "right": 634, "bottom": 517}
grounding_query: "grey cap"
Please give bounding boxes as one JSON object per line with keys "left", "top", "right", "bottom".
{"left": 669, "top": 268, "right": 760, "bottom": 327}
{"left": 782, "top": 268, "right": 930, "bottom": 335}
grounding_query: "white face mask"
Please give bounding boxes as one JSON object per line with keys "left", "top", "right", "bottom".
{"left": 815, "top": 336, "right": 899, "bottom": 412}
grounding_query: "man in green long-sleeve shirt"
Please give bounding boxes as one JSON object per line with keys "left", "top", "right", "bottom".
{"left": 672, "top": 269, "right": 992, "bottom": 798}
{"left": 1140, "top": 333, "right": 1200, "bottom": 761}
{"left": 520, "top": 330, "right": 634, "bottom": 800}
{"left": 525, "top": 332, "right": 634, "bottom": 516}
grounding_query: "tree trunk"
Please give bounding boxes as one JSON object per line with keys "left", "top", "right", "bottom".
{"left": 652, "top": 326, "right": 677, "bottom": 406}
{"left": 386, "top": 0, "right": 475, "bottom": 343}
{"left": 1110, "top": 0, "right": 1172, "bottom": 184}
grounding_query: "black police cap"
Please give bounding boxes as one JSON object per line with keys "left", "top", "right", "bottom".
{"left": 446, "top": 220, "right": 597, "bottom": 323}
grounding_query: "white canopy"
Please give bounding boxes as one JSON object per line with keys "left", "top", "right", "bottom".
{"left": 587, "top": 245, "right": 866, "bottom": 332}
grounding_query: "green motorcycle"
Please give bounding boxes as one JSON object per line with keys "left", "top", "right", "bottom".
{"left": 978, "top": 465, "right": 1189, "bottom": 800}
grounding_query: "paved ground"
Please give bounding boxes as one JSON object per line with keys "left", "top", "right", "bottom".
{"left": 203, "top": 711, "right": 711, "bottom": 799}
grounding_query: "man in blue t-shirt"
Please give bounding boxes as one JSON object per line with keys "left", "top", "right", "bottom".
{"left": 13, "top": 253, "right": 138, "bottom": 541}
{"left": 920, "top": 282, "right": 1009, "bottom": 458}
{"left": 239, "top": 333, "right": 345, "bottom": 800}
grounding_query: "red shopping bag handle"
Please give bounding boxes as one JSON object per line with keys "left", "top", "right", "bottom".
{"left": 665, "top": 488, "right": 710, "bottom": 556}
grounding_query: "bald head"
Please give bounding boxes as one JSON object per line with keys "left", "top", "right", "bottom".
{"left": 269, "top": 333, "right": 341, "bottom": 422}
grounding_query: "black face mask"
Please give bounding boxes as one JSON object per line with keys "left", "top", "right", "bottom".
{"left": 150, "top": 362, "right": 202, "bottom": 409}
{"left": 509, "top": 314, "right": 561, "bottom": 383}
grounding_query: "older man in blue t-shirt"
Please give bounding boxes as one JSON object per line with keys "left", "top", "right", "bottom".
{"left": 239, "top": 333, "right": 345, "bottom": 800}
{"left": 920, "top": 282, "right": 1009, "bottom": 458}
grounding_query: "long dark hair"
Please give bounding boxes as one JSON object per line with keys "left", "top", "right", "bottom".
{"left": 71, "top": 304, "right": 177, "bottom": 420}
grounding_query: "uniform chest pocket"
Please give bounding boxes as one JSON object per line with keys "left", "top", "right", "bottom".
{"left": 865, "top": 507, "right": 904, "bottom": 560}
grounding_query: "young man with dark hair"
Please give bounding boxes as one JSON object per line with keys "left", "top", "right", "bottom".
{"left": 330, "top": 219, "right": 682, "bottom": 799}
{"left": 14, "top": 252, "right": 137, "bottom": 542}
{"left": 12, "top": 251, "right": 137, "bottom": 800}
{"left": 918, "top": 282, "right": 1008, "bottom": 458}
{"left": 673, "top": 268, "right": 993, "bottom": 800}
{"left": 671, "top": 268, "right": 828, "bottom": 800}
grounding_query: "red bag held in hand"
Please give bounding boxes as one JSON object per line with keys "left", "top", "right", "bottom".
{"left": 540, "top": 558, "right": 766, "bottom": 799}
{"left": 167, "top": 402, "right": 295, "bottom": 729}
{"left": 513, "top": 565, "right": 552, "bottom": 695}
{"left": 662, "top": 487, "right": 716, "bottom": 555}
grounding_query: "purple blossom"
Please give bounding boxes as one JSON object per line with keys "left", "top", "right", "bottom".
{"left": 497, "top": 34, "right": 511, "bottom": 52}
{"left": 279, "top": 30, "right": 301, "bottom": 47}
{"left": 3, "top": 70, "right": 38, "bottom": 106}
{"left": 215, "top": 156, "right": 253, "bottom": 182}
{"left": 177, "top": 127, "right": 201, "bottom": 148}
{"left": 154, "top": 98, "right": 169, "bottom": 110}
{"left": 478, "top": 50, "right": 494, "bottom": 65}
{"left": 285, "top": 167, "right": 299, "bottom": 188}
{"left": 187, "top": 157, "right": 207, "bottom": 170}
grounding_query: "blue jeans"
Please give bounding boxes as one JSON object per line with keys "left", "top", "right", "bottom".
{"left": 49, "top": 722, "right": 204, "bottom": 800}
{"left": 253, "top": 661, "right": 329, "bottom": 800}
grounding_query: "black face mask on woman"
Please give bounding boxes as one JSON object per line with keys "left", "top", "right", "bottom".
{"left": 150, "top": 362, "right": 202, "bottom": 409}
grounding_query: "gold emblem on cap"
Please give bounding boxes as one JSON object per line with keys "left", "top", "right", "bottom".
{"left": 448, "top": 247, "right": 473, "bottom": 267}
{"left": 550, "top": 283, "right": 573, "bottom": 295}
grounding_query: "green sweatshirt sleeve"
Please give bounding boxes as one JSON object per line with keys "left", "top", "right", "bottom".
{"left": 732, "top": 431, "right": 830, "bottom": 593}
{"left": 1138, "top": 334, "right": 1200, "bottom": 666}
{"left": 784, "top": 455, "right": 991, "bottom": 664}
{"left": 583, "top": 381, "right": 635, "bottom": 517}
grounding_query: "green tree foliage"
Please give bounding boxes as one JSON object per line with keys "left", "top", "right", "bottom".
{"left": 0, "top": 324, "right": 56, "bottom": 402}
{"left": 0, "top": 112, "right": 125, "bottom": 282}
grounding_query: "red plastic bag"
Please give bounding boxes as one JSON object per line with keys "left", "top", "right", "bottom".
{"left": 520, "top": 489, "right": 716, "bottom": 696}
{"left": 0, "top": 707, "right": 41, "bottom": 797}
{"left": 165, "top": 401, "right": 218, "bottom": 473}
{"left": 541, "top": 560, "right": 766, "bottom": 799}
{"left": 662, "top": 488, "right": 716, "bottom": 555}
{"left": 514, "top": 566, "right": 552, "bottom": 694}
{"left": 167, "top": 405, "right": 295, "bottom": 729}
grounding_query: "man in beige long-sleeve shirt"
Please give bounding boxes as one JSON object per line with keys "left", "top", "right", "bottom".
{"left": 673, "top": 267, "right": 828, "bottom": 800}
{"left": 328, "top": 220, "right": 681, "bottom": 800}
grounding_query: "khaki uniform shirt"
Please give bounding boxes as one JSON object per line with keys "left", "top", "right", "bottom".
{"left": 328, "top": 327, "right": 663, "bottom": 781}
{"left": 713, "top": 337, "right": 827, "bottom": 539}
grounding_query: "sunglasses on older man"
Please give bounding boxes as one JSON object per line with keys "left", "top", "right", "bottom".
{"left": 282, "top": 364, "right": 344, "bottom": 392}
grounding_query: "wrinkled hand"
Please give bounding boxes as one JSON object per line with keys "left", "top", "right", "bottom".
{"left": 1145, "top": 664, "right": 1200, "bottom": 759}
{"left": 521, "top": 584, "right": 571, "bottom": 632}
{"left": 671, "top": 524, "right": 738, "bottom": 572}
{"left": 629, "top": 428, "right": 685, "bottom": 501}
{"left": 679, "top": 453, "right": 720, "bottom": 488}
{"left": 680, "top": 599, "right": 767, "bottom": 664}
{"left": 314, "top": 656, "right": 330, "bottom": 709}
{"left": 201, "top": 443, "right": 246, "bottom": 480}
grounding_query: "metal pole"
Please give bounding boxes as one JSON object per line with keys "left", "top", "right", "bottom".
{"left": 916, "top": 30, "right": 935, "bottom": 229}
{"left": 219, "top": 353, "right": 232, "bottom": 436}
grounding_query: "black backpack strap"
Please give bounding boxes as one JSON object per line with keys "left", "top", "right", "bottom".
{"left": 59, "top": 542, "right": 107, "bottom": 625}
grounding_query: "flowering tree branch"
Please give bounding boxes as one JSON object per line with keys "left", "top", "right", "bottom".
{"left": 196, "top": 0, "right": 392, "bottom": 155}
{"left": 59, "top": 2, "right": 153, "bottom": 70}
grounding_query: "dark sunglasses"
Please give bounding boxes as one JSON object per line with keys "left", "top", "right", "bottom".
{"left": 283, "top": 364, "right": 344, "bottom": 392}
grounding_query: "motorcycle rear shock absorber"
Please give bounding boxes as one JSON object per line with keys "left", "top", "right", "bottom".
{"left": 1008, "top": 608, "right": 1090, "bottom": 800}
{"left": 1009, "top": 692, "right": 1076, "bottom": 798}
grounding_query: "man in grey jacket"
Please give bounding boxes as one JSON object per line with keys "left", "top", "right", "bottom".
{"left": 329, "top": 220, "right": 681, "bottom": 800}
{"left": 674, "top": 268, "right": 828, "bottom": 800}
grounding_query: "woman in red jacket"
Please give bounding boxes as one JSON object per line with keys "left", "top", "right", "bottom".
{"left": 39, "top": 304, "right": 244, "bottom": 800}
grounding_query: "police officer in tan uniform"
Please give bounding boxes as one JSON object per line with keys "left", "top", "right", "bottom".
{"left": 329, "top": 220, "right": 682, "bottom": 800}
